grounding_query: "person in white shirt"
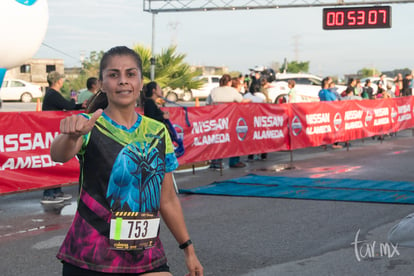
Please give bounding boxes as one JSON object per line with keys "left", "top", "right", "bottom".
{"left": 206, "top": 74, "right": 250, "bottom": 169}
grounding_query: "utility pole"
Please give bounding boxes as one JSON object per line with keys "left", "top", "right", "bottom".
{"left": 292, "top": 35, "right": 300, "bottom": 61}
{"left": 150, "top": 12, "right": 157, "bottom": 81}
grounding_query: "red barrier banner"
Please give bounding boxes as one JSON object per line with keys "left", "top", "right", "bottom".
{"left": 1, "top": 98, "right": 414, "bottom": 194}
{"left": 289, "top": 97, "right": 414, "bottom": 149}
{"left": 0, "top": 111, "right": 82, "bottom": 194}
{"left": 166, "top": 103, "right": 290, "bottom": 164}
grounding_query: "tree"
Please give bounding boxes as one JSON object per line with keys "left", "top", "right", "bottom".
{"left": 62, "top": 51, "right": 103, "bottom": 96}
{"left": 64, "top": 45, "right": 204, "bottom": 97}
{"left": 133, "top": 44, "right": 202, "bottom": 90}
{"left": 357, "top": 67, "right": 381, "bottom": 78}
{"left": 279, "top": 61, "right": 309, "bottom": 73}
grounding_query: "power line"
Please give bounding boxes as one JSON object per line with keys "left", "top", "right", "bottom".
{"left": 41, "top": 42, "right": 79, "bottom": 61}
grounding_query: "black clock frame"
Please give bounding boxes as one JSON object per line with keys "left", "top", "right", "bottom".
{"left": 323, "top": 6, "right": 392, "bottom": 30}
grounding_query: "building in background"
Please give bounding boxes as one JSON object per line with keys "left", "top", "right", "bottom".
{"left": 5, "top": 61, "right": 228, "bottom": 91}
{"left": 4, "top": 58, "right": 65, "bottom": 90}
{"left": 190, "top": 65, "right": 228, "bottom": 76}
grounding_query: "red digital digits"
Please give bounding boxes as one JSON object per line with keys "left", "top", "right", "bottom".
{"left": 323, "top": 6, "right": 391, "bottom": 30}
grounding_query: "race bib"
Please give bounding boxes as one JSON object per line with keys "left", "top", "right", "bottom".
{"left": 109, "top": 211, "right": 160, "bottom": 250}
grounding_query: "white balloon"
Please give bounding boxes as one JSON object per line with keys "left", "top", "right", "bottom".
{"left": 0, "top": 0, "right": 49, "bottom": 69}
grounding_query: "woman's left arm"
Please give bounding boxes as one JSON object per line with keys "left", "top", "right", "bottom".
{"left": 160, "top": 173, "right": 204, "bottom": 276}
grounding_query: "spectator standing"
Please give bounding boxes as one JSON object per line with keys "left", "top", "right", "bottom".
{"left": 141, "top": 81, "right": 170, "bottom": 123}
{"left": 141, "top": 81, "right": 184, "bottom": 158}
{"left": 243, "top": 74, "right": 251, "bottom": 93}
{"left": 41, "top": 71, "right": 83, "bottom": 204}
{"left": 42, "top": 71, "right": 83, "bottom": 111}
{"left": 319, "top": 77, "right": 342, "bottom": 149}
{"left": 386, "top": 83, "right": 395, "bottom": 98}
{"left": 378, "top": 74, "right": 388, "bottom": 90}
{"left": 249, "top": 71, "right": 262, "bottom": 95}
{"left": 207, "top": 74, "right": 250, "bottom": 169}
{"left": 355, "top": 79, "right": 363, "bottom": 97}
{"left": 362, "top": 79, "right": 374, "bottom": 99}
{"left": 242, "top": 78, "right": 268, "bottom": 161}
{"left": 238, "top": 74, "right": 246, "bottom": 94}
{"left": 402, "top": 73, "right": 413, "bottom": 96}
{"left": 376, "top": 83, "right": 392, "bottom": 99}
{"left": 288, "top": 79, "right": 298, "bottom": 103}
{"left": 341, "top": 78, "right": 362, "bottom": 100}
{"left": 328, "top": 81, "right": 341, "bottom": 100}
{"left": 52, "top": 46, "right": 203, "bottom": 275}
{"left": 246, "top": 71, "right": 269, "bottom": 161}
{"left": 207, "top": 74, "right": 250, "bottom": 104}
{"left": 341, "top": 78, "right": 354, "bottom": 98}
{"left": 394, "top": 73, "right": 403, "bottom": 97}
{"left": 260, "top": 77, "right": 271, "bottom": 103}
{"left": 77, "top": 77, "right": 100, "bottom": 106}
{"left": 319, "top": 78, "right": 339, "bottom": 101}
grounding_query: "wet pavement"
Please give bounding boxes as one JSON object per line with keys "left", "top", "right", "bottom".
{"left": 2, "top": 130, "right": 414, "bottom": 275}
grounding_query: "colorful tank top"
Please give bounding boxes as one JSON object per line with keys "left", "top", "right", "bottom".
{"left": 57, "top": 112, "right": 179, "bottom": 273}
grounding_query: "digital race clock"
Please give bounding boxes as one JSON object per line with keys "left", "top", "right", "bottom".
{"left": 323, "top": 6, "right": 391, "bottom": 30}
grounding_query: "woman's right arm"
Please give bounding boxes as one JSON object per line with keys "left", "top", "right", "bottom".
{"left": 50, "top": 134, "right": 83, "bottom": 163}
{"left": 50, "top": 109, "right": 102, "bottom": 163}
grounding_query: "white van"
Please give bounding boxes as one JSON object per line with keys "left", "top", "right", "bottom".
{"left": 163, "top": 75, "right": 221, "bottom": 102}
{"left": 190, "top": 75, "right": 221, "bottom": 100}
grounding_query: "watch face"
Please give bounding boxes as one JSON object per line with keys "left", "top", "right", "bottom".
{"left": 323, "top": 6, "right": 391, "bottom": 30}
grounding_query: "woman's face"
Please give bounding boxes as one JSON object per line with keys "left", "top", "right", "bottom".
{"left": 154, "top": 85, "right": 163, "bottom": 98}
{"left": 100, "top": 55, "right": 143, "bottom": 108}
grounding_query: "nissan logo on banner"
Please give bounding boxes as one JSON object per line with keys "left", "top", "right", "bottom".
{"left": 173, "top": 124, "right": 184, "bottom": 141}
{"left": 333, "top": 112, "right": 342, "bottom": 132}
{"left": 236, "top": 117, "right": 248, "bottom": 141}
{"left": 365, "top": 110, "right": 373, "bottom": 127}
{"left": 391, "top": 107, "right": 397, "bottom": 123}
{"left": 291, "top": 115, "right": 302, "bottom": 136}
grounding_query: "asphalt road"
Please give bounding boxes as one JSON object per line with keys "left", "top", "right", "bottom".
{"left": 2, "top": 108, "right": 414, "bottom": 275}
{"left": 0, "top": 101, "right": 38, "bottom": 112}
{"left": 0, "top": 100, "right": 198, "bottom": 112}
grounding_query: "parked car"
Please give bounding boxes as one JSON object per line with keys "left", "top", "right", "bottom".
{"left": 162, "top": 75, "right": 221, "bottom": 102}
{"left": 267, "top": 73, "right": 347, "bottom": 103}
{"left": 0, "top": 79, "right": 43, "bottom": 103}
{"left": 163, "top": 87, "right": 193, "bottom": 102}
{"left": 189, "top": 75, "right": 221, "bottom": 100}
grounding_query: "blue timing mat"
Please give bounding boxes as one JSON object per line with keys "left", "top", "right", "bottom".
{"left": 179, "top": 174, "right": 414, "bottom": 204}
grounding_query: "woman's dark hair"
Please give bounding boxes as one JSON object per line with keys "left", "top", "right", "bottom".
{"left": 219, "top": 74, "right": 232, "bottom": 86}
{"left": 87, "top": 46, "right": 143, "bottom": 113}
{"left": 86, "top": 90, "right": 107, "bottom": 113}
{"left": 144, "top": 81, "right": 157, "bottom": 98}
{"left": 231, "top": 77, "right": 241, "bottom": 91}
{"left": 321, "top": 77, "right": 329, "bottom": 89}
{"left": 99, "top": 46, "right": 142, "bottom": 81}
{"left": 139, "top": 81, "right": 158, "bottom": 108}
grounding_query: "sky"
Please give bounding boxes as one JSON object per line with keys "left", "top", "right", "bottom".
{"left": 34, "top": 0, "right": 414, "bottom": 78}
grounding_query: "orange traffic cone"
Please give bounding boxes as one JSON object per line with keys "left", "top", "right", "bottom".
{"left": 195, "top": 97, "right": 199, "bottom": 107}
{"left": 36, "top": 98, "right": 41, "bottom": 112}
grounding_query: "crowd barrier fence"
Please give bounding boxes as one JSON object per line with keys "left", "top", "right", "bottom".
{"left": 1, "top": 96, "right": 413, "bottom": 195}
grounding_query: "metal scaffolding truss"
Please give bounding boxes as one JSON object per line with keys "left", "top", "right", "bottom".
{"left": 143, "top": 0, "right": 414, "bottom": 13}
